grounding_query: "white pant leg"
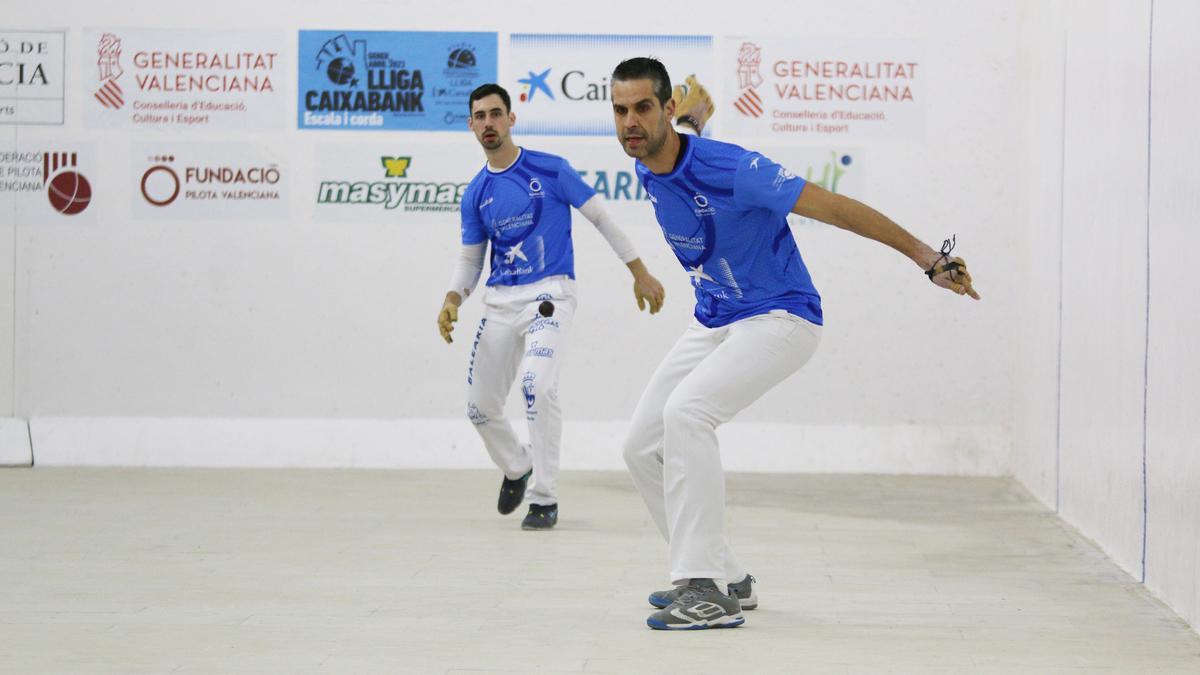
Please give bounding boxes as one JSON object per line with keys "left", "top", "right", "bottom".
{"left": 516, "top": 282, "right": 576, "bottom": 506}
{"left": 466, "top": 301, "right": 530, "bottom": 480}
{"left": 663, "top": 312, "right": 821, "bottom": 585}
{"left": 623, "top": 320, "right": 723, "bottom": 540}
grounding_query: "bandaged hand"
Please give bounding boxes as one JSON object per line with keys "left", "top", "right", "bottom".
{"left": 672, "top": 74, "right": 714, "bottom": 133}
{"left": 437, "top": 301, "right": 459, "bottom": 343}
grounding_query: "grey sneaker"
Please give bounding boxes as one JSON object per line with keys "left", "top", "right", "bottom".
{"left": 649, "top": 574, "right": 757, "bottom": 611}
{"left": 646, "top": 579, "right": 744, "bottom": 630}
{"left": 727, "top": 574, "right": 758, "bottom": 610}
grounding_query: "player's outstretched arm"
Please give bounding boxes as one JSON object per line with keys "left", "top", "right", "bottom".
{"left": 791, "top": 183, "right": 980, "bottom": 299}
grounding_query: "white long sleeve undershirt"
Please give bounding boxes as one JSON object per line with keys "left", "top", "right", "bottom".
{"left": 446, "top": 195, "right": 639, "bottom": 300}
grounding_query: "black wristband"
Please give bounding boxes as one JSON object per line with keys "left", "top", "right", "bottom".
{"left": 676, "top": 115, "right": 700, "bottom": 131}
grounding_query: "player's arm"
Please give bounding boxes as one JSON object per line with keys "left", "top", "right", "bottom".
{"left": 438, "top": 242, "right": 486, "bottom": 343}
{"left": 791, "top": 183, "right": 980, "bottom": 299}
{"left": 576, "top": 196, "right": 665, "bottom": 314}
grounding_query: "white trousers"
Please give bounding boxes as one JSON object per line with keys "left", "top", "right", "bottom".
{"left": 467, "top": 277, "right": 576, "bottom": 506}
{"left": 622, "top": 310, "right": 821, "bottom": 585}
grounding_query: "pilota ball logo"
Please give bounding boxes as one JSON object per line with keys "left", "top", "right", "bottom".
{"left": 326, "top": 57, "right": 355, "bottom": 85}
{"left": 47, "top": 171, "right": 92, "bottom": 215}
{"left": 447, "top": 48, "right": 476, "bottom": 70}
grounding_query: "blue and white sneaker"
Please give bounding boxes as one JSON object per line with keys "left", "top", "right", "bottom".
{"left": 646, "top": 579, "right": 744, "bottom": 630}
{"left": 649, "top": 573, "right": 757, "bottom": 611}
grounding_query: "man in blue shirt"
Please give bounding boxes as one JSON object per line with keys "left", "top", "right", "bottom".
{"left": 438, "top": 84, "right": 665, "bottom": 530}
{"left": 610, "top": 59, "right": 979, "bottom": 629}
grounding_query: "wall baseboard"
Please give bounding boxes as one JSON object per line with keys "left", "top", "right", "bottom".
{"left": 28, "top": 417, "right": 1007, "bottom": 474}
{"left": 0, "top": 418, "right": 32, "bottom": 467}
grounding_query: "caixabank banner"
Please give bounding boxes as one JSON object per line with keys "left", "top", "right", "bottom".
{"left": 507, "top": 33, "right": 714, "bottom": 136}
{"left": 298, "top": 31, "right": 497, "bottom": 131}
{"left": 83, "top": 29, "right": 287, "bottom": 131}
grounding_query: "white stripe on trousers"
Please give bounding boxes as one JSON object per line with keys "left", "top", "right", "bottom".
{"left": 622, "top": 310, "right": 821, "bottom": 585}
{"left": 467, "top": 276, "right": 575, "bottom": 506}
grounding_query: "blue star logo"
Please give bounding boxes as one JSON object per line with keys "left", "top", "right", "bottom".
{"left": 519, "top": 68, "right": 555, "bottom": 101}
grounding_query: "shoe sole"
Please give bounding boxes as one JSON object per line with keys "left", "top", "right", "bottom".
{"left": 521, "top": 523, "right": 556, "bottom": 530}
{"left": 646, "top": 615, "right": 745, "bottom": 630}
{"left": 648, "top": 593, "right": 756, "bottom": 611}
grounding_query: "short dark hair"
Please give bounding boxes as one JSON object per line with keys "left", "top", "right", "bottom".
{"left": 611, "top": 57, "right": 672, "bottom": 105}
{"left": 469, "top": 83, "right": 511, "bottom": 114}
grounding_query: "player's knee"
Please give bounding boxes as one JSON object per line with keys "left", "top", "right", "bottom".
{"left": 662, "top": 391, "right": 712, "bottom": 429}
{"left": 622, "top": 433, "right": 651, "bottom": 469}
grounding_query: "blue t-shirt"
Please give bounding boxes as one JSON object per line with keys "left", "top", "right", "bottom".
{"left": 635, "top": 136, "right": 823, "bottom": 328}
{"left": 460, "top": 148, "right": 596, "bottom": 287}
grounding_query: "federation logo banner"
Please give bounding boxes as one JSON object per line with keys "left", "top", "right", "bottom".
{"left": 507, "top": 34, "right": 714, "bottom": 136}
{"left": 723, "top": 37, "right": 925, "bottom": 140}
{"left": 298, "top": 31, "right": 497, "bottom": 131}
{"left": 1, "top": 145, "right": 97, "bottom": 223}
{"left": 83, "top": 29, "right": 287, "bottom": 130}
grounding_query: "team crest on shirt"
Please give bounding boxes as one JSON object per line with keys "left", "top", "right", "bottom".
{"left": 773, "top": 166, "right": 798, "bottom": 189}
{"left": 692, "top": 192, "right": 716, "bottom": 216}
{"left": 527, "top": 176, "right": 544, "bottom": 199}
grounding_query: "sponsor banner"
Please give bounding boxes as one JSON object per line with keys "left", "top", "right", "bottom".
{"left": 1, "top": 145, "right": 97, "bottom": 222}
{"left": 507, "top": 34, "right": 714, "bottom": 136}
{"left": 0, "top": 31, "right": 65, "bottom": 125}
{"left": 312, "top": 142, "right": 475, "bottom": 223}
{"left": 723, "top": 37, "right": 924, "bottom": 140}
{"left": 132, "top": 143, "right": 288, "bottom": 219}
{"left": 84, "top": 29, "right": 286, "bottom": 130}
{"left": 298, "top": 31, "right": 497, "bottom": 131}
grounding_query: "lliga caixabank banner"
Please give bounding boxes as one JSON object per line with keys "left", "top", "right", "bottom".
{"left": 1, "top": 31, "right": 65, "bottom": 125}
{"left": 83, "top": 29, "right": 287, "bottom": 131}
{"left": 723, "top": 37, "right": 925, "bottom": 141}
{"left": 507, "top": 34, "right": 714, "bottom": 136}
{"left": 298, "top": 31, "right": 497, "bottom": 131}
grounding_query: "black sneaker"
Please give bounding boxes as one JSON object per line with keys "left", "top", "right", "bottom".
{"left": 649, "top": 573, "right": 757, "bottom": 611}
{"left": 521, "top": 503, "right": 558, "bottom": 530}
{"left": 497, "top": 470, "right": 532, "bottom": 515}
{"left": 646, "top": 578, "right": 744, "bottom": 630}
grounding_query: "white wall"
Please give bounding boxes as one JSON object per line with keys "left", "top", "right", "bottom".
{"left": 4, "top": 0, "right": 1024, "bottom": 472}
{"left": 1012, "top": 3, "right": 1066, "bottom": 506}
{"left": 1, "top": 121, "right": 28, "bottom": 465}
{"left": 1013, "top": 0, "right": 1199, "bottom": 633}
{"left": 1056, "top": 0, "right": 1152, "bottom": 579}
{"left": 1144, "top": 0, "right": 1200, "bottom": 633}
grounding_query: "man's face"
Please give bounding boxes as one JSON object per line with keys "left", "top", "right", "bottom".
{"left": 611, "top": 78, "right": 674, "bottom": 159}
{"left": 468, "top": 94, "right": 514, "bottom": 150}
